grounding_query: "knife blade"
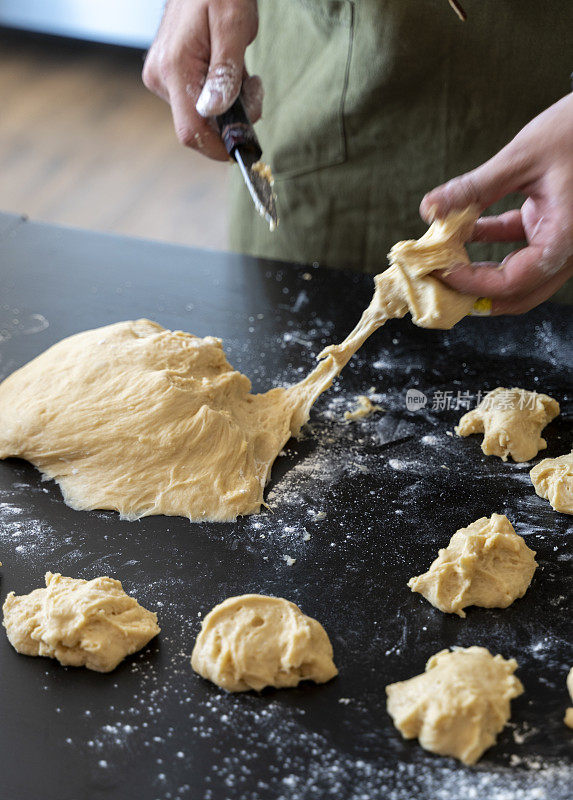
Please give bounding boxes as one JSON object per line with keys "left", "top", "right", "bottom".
{"left": 216, "top": 96, "right": 278, "bottom": 231}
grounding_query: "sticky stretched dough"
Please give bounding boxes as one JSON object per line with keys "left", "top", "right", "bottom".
{"left": 386, "top": 646, "right": 523, "bottom": 765}
{"left": 2, "top": 572, "right": 159, "bottom": 672}
{"left": 408, "top": 514, "right": 537, "bottom": 617}
{"left": 530, "top": 451, "right": 573, "bottom": 515}
{"left": 0, "top": 209, "right": 479, "bottom": 521}
{"left": 456, "top": 387, "right": 559, "bottom": 462}
{"left": 191, "top": 594, "right": 337, "bottom": 691}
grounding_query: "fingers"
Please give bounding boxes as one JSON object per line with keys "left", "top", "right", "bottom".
{"left": 470, "top": 210, "right": 526, "bottom": 243}
{"left": 420, "top": 142, "right": 537, "bottom": 222}
{"left": 170, "top": 77, "right": 230, "bottom": 161}
{"left": 491, "top": 264, "right": 573, "bottom": 315}
{"left": 142, "top": 0, "right": 261, "bottom": 160}
{"left": 438, "top": 245, "right": 548, "bottom": 298}
{"left": 195, "top": 1, "right": 258, "bottom": 117}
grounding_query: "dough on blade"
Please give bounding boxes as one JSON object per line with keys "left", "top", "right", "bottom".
{"left": 2, "top": 572, "right": 159, "bottom": 672}
{"left": 565, "top": 668, "right": 573, "bottom": 728}
{"left": 190, "top": 594, "right": 337, "bottom": 692}
{"left": 408, "top": 514, "right": 537, "bottom": 617}
{"left": 455, "top": 387, "right": 559, "bottom": 462}
{"left": 386, "top": 646, "right": 523, "bottom": 765}
{"left": 0, "top": 210, "right": 481, "bottom": 522}
{"left": 530, "top": 451, "right": 573, "bottom": 515}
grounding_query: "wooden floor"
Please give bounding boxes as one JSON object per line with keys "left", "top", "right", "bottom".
{"left": 0, "top": 30, "right": 230, "bottom": 250}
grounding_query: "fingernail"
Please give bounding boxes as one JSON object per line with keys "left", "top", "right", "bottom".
{"left": 420, "top": 200, "right": 438, "bottom": 223}
{"left": 470, "top": 297, "right": 492, "bottom": 316}
{"left": 196, "top": 83, "right": 223, "bottom": 118}
{"left": 196, "top": 63, "right": 240, "bottom": 117}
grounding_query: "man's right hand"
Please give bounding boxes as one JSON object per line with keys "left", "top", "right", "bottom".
{"left": 143, "top": 0, "right": 262, "bottom": 161}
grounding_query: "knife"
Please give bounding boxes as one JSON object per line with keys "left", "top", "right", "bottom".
{"left": 216, "top": 96, "right": 278, "bottom": 231}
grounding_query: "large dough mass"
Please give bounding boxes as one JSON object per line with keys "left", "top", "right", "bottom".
{"left": 530, "top": 451, "right": 573, "bottom": 515}
{"left": 0, "top": 209, "right": 480, "bottom": 521}
{"left": 191, "top": 594, "right": 337, "bottom": 691}
{"left": 386, "top": 646, "right": 523, "bottom": 765}
{"left": 456, "top": 387, "right": 559, "bottom": 462}
{"left": 3, "top": 572, "right": 160, "bottom": 672}
{"left": 408, "top": 514, "right": 537, "bottom": 617}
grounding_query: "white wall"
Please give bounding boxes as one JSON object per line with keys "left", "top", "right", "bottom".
{"left": 0, "top": 0, "right": 165, "bottom": 48}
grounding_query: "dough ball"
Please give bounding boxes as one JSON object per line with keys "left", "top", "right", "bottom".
{"left": 3, "top": 572, "right": 160, "bottom": 672}
{"left": 565, "top": 668, "right": 573, "bottom": 729}
{"left": 530, "top": 451, "right": 573, "bottom": 515}
{"left": 455, "top": 387, "right": 559, "bottom": 462}
{"left": 408, "top": 514, "right": 537, "bottom": 617}
{"left": 0, "top": 320, "right": 309, "bottom": 522}
{"left": 386, "top": 646, "right": 523, "bottom": 765}
{"left": 191, "top": 594, "right": 338, "bottom": 692}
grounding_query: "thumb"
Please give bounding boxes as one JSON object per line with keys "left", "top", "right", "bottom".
{"left": 196, "top": 6, "right": 257, "bottom": 117}
{"left": 420, "top": 142, "right": 537, "bottom": 222}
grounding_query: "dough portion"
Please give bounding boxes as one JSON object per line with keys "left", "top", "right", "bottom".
{"left": 0, "top": 209, "right": 480, "bottom": 521}
{"left": 319, "top": 207, "right": 479, "bottom": 374}
{"left": 408, "top": 514, "right": 537, "bottom": 617}
{"left": 530, "top": 451, "right": 573, "bottom": 515}
{"left": 344, "top": 395, "right": 382, "bottom": 421}
{"left": 3, "top": 572, "right": 159, "bottom": 672}
{"left": 191, "top": 594, "right": 337, "bottom": 692}
{"left": 455, "top": 387, "right": 559, "bottom": 462}
{"left": 565, "top": 668, "right": 573, "bottom": 728}
{"left": 386, "top": 646, "right": 523, "bottom": 765}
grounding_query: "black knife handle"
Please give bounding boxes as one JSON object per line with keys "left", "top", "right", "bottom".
{"left": 216, "top": 96, "right": 262, "bottom": 160}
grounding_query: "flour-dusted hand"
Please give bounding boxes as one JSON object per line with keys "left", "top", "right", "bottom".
{"left": 143, "top": 0, "right": 262, "bottom": 160}
{"left": 420, "top": 93, "right": 573, "bottom": 314}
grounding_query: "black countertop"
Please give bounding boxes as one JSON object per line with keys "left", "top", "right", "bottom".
{"left": 0, "top": 213, "right": 571, "bottom": 800}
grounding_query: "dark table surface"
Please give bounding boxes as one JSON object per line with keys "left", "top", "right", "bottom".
{"left": 0, "top": 212, "right": 571, "bottom": 800}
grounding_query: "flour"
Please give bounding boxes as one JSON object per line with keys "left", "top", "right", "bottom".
{"left": 63, "top": 639, "right": 570, "bottom": 800}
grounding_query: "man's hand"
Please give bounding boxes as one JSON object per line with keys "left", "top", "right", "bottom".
{"left": 420, "top": 93, "right": 573, "bottom": 314}
{"left": 143, "top": 0, "right": 262, "bottom": 161}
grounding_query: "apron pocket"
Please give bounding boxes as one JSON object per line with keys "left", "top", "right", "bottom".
{"left": 250, "top": 0, "right": 354, "bottom": 178}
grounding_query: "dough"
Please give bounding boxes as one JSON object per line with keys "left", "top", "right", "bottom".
{"left": 190, "top": 594, "right": 337, "bottom": 691}
{"left": 344, "top": 395, "right": 382, "bottom": 421}
{"left": 0, "top": 209, "right": 479, "bottom": 521}
{"left": 455, "top": 387, "right": 559, "bottom": 462}
{"left": 565, "top": 668, "right": 573, "bottom": 728}
{"left": 386, "top": 646, "right": 523, "bottom": 765}
{"left": 0, "top": 320, "right": 326, "bottom": 521}
{"left": 408, "top": 514, "right": 537, "bottom": 617}
{"left": 319, "top": 207, "right": 479, "bottom": 373}
{"left": 530, "top": 451, "right": 573, "bottom": 515}
{"left": 3, "top": 572, "right": 159, "bottom": 672}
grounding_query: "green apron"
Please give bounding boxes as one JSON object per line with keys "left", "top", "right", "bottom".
{"left": 230, "top": 0, "right": 572, "bottom": 294}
